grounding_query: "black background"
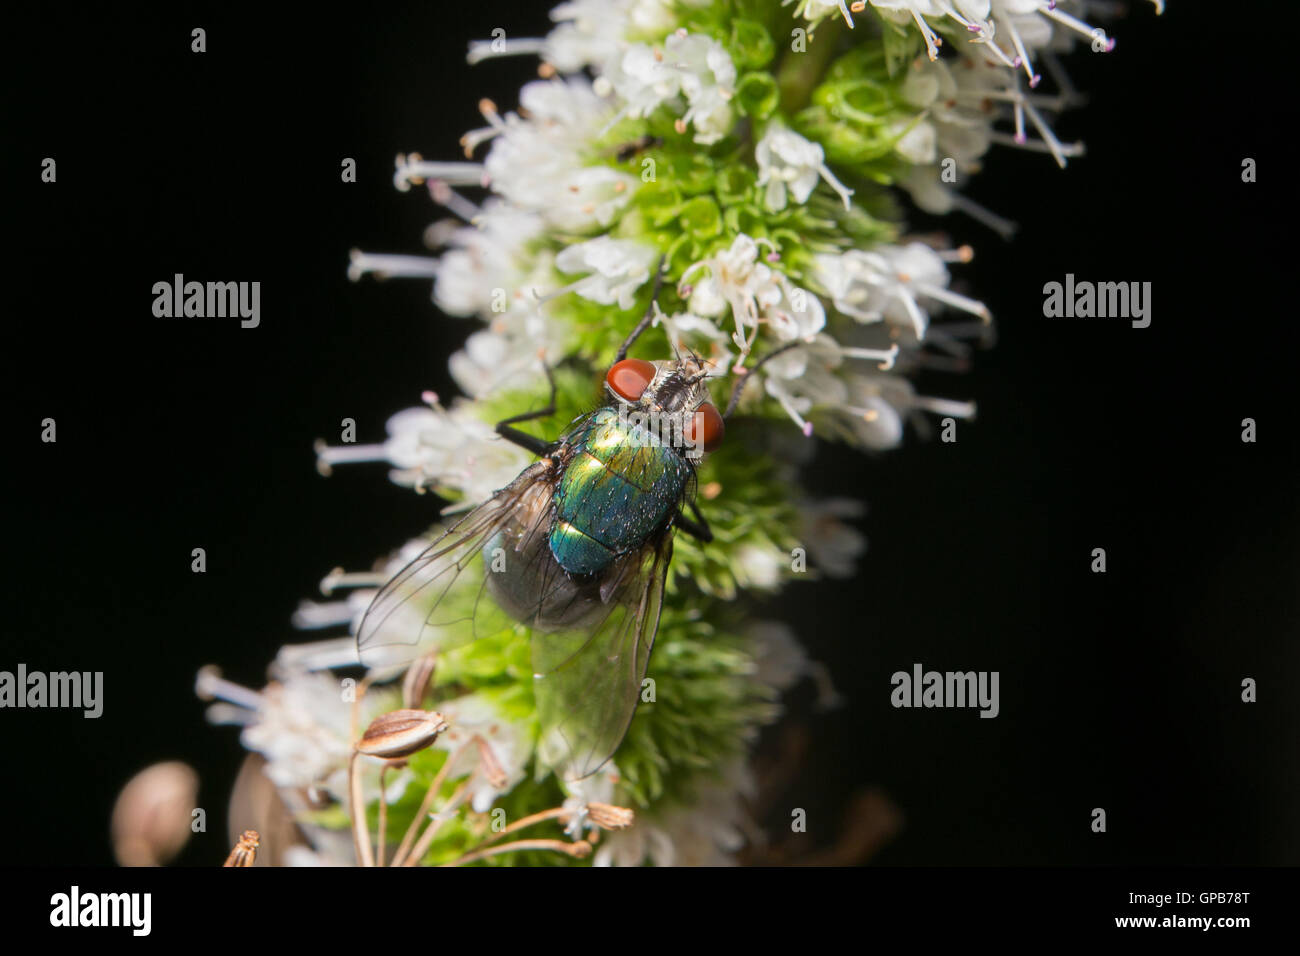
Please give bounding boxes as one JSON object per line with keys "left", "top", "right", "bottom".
{"left": 7, "top": 1, "right": 1296, "bottom": 869}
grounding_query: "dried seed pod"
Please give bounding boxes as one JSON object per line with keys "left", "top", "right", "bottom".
{"left": 587, "top": 802, "right": 635, "bottom": 831}
{"left": 474, "top": 736, "right": 508, "bottom": 789}
{"left": 224, "top": 830, "right": 260, "bottom": 867}
{"left": 357, "top": 709, "right": 450, "bottom": 759}
{"left": 402, "top": 654, "right": 438, "bottom": 709}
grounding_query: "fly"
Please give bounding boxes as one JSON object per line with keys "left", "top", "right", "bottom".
{"left": 357, "top": 263, "right": 797, "bottom": 780}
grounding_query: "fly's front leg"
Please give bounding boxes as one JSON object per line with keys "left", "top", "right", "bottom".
{"left": 615, "top": 254, "right": 668, "bottom": 363}
{"left": 675, "top": 500, "right": 713, "bottom": 543}
{"left": 496, "top": 365, "right": 558, "bottom": 457}
{"left": 724, "top": 341, "right": 801, "bottom": 418}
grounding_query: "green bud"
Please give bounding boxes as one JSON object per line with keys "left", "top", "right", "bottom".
{"left": 636, "top": 183, "right": 686, "bottom": 229}
{"left": 665, "top": 152, "right": 718, "bottom": 196}
{"left": 729, "top": 20, "right": 774, "bottom": 70}
{"left": 723, "top": 203, "right": 767, "bottom": 239}
{"left": 735, "top": 71, "right": 779, "bottom": 120}
{"left": 715, "top": 164, "right": 757, "bottom": 207}
{"left": 679, "top": 195, "right": 723, "bottom": 240}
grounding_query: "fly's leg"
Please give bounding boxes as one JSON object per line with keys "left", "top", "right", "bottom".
{"left": 675, "top": 500, "right": 713, "bottom": 543}
{"left": 614, "top": 254, "right": 668, "bottom": 363}
{"left": 724, "top": 341, "right": 802, "bottom": 419}
{"left": 496, "top": 365, "right": 558, "bottom": 456}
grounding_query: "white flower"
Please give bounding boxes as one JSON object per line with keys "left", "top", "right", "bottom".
{"left": 813, "top": 242, "right": 990, "bottom": 340}
{"left": 432, "top": 201, "right": 545, "bottom": 318}
{"left": 555, "top": 236, "right": 658, "bottom": 309}
{"left": 314, "top": 394, "right": 532, "bottom": 504}
{"left": 348, "top": 203, "right": 549, "bottom": 326}
{"left": 892, "top": 119, "right": 938, "bottom": 167}
{"left": 477, "top": 79, "right": 638, "bottom": 232}
{"left": 592, "top": 817, "right": 678, "bottom": 867}
{"left": 989, "top": 0, "right": 1119, "bottom": 85}
{"left": 624, "top": 0, "right": 678, "bottom": 37}
{"left": 867, "top": 0, "right": 1126, "bottom": 68}
{"left": 932, "top": 49, "right": 1083, "bottom": 169}
{"left": 466, "top": 0, "right": 680, "bottom": 74}
{"left": 602, "top": 42, "right": 684, "bottom": 117}
{"left": 789, "top": 0, "right": 859, "bottom": 27}
{"left": 195, "top": 669, "right": 394, "bottom": 805}
{"left": 238, "top": 674, "right": 358, "bottom": 793}
{"left": 430, "top": 693, "right": 532, "bottom": 813}
{"left": 519, "top": 73, "right": 610, "bottom": 130}
{"left": 598, "top": 32, "right": 737, "bottom": 145}
{"left": 765, "top": 276, "right": 827, "bottom": 343}
{"left": 680, "top": 235, "right": 825, "bottom": 363}
{"left": 593, "top": 761, "right": 754, "bottom": 866}
{"left": 668, "top": 32, "right": 737, "bottom": 144}
{"left": 384, "top": 403, "right": 532, "bottom": 501}
{"left": 868, "top": 1, "right": 973, "bottom": 60}
{"left": 543, "top": 0, "right": 635, "bottom": 73}
{"left": 755, "top": 125, "right": 854, "bottom": 211}
{"left": 895, "top": 56, "right": 997, "bottom": 168}
{"left": 734, "top": 543, "right": 785, "bottom": 590}
{"left": 747, "top": 620, "right": 809, "bottom": 691}
{"left": 561, "top": 766, "right": 620, "bottom": 839}
{"left": 445, "top": 242, "right": 572, "bottom": 399}
{"left": 761, "top": 333, "right": 849, "bottom": 434}
{"left": 837, "top": 370, "right": 976, "bottom": 450}
{"left": 448, "top": 319, "right": 562, "bottom": 399}
{"left": 799, "top": 497, "right": 867, "bottom": 578}
{"left": 438, "top": 235, "right": 570, "bottom": 401}
{"left": 758, "top": 332, "right": 899, "bottom": 435}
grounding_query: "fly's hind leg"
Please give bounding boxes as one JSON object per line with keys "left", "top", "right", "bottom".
{"left": 496, "top": 365, "right": 558, "bottom": 457}
{"left": 675, "top": 500, "right": 713, "bottom": 543}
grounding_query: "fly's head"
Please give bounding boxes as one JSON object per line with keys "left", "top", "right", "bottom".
{"left": 604, "top": 355, "right": 724, "bottom": 460}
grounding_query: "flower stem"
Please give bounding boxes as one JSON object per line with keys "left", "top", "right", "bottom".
{"left": 377, "top": 763, "right": 393, "bottom": 867}
{"left": 390, "top": 738, "right": 475, "bottom": 867}
{"left": 442, "top": 839, "right": 592, "bottom": 867}
{"left": 400, "top": 777, "right": 473, "bottom": 866}
{"left": 479, "top": 806, "right": 569, "bottom": 845}
{"left": 349, "top": 752, "right": 375, "bottom": 868}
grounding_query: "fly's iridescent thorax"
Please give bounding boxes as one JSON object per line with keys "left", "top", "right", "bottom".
{"left": 548, "top": 407, "right": 693, "bottom": 576}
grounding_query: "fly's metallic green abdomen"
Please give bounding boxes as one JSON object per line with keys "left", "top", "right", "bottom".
{"left": 550, "top": 408, "right": 691, "bottom": 575}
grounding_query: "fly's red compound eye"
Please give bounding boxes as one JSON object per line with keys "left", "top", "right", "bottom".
{"left": 606, "top": 359, "right": 657, "bottom": 401}
{"left": 685, "top": 402, "right": 724, "bottom": 454}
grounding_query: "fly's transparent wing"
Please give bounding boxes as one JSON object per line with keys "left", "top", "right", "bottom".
{"left": 356, "top": 460, "right": 555, "bottom": 669}
{"left": 533, "top": 532, "right": 674, "bottom": 781}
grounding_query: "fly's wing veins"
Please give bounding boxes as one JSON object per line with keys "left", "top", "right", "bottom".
{"left": 532, "top": 532, "right": 674, "bottom": 781}
{"left": 356, "top": 460, "right": 555, "bottom": 669}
